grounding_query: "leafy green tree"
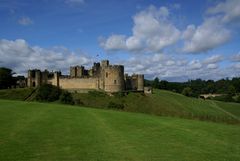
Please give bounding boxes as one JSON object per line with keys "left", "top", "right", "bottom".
{"left": 60, "top": 91, "right": 74, "bottom": 105}
{"left": 182, "top": 87, "right": 192, "bottom": 97}
{"left": 0, "top": 67, "right": 15, "bottom": 89}
{"left": 36, "top": 84, "right": 62, "bottom": 102}
{"left": 152, "top": 77, "right": 160, "bottom": 88}
{"left": 228, "top": 85, "right": 236, "bottom": 96}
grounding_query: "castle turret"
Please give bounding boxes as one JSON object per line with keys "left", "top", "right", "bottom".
{"left": 137, "top": 74, "right": 144, "bottom": 91}
{"left": 35, "top": 70, "right": 41, "bottom": 87}
{"left": 102, "top": 65, "right": 124, "bottom": 92}
{"left": 101, "top": 60, "right": 109, "bottom": 68}
{"left": 53, "top": 72, "right": 60, "bottom": 87}
{"left": 27, "top": 70, "right": 33, "bottom": 87}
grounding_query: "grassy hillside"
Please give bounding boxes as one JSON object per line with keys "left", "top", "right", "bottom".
{"left": 73, "top": 89, "right": 240, "bottom": 124}
{"left": 0, "top": 88, "right": 34, "bottom": 100}
{"left": 0, "top": 88, "right": 240, "bottom": 123}
{"left": 0, "top": 99, "right": 239, "bottom": 161}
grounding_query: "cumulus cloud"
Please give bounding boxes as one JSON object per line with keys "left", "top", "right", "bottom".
{"left": 18, "top": 16, "right": 33, "bottom": 26}
{"left": 182, "top": 17, "right": 231, "bottom": 53}
{"left": 207, "top": 63, "right": 218, "bottom": 69}
{"left": 0, "top": 39, "right": 91, "bottom": 75}
{"left": 100, "top": 5, "right": 180, "bottom": 53}
{"left": 231, "top": 52, "right": 240, "bottom": 62}
{"left": 116, "top": 52, "right": 239, "bottom": 81}
{"left": 207, "top": 0, "right": 240, "bottom": 23}
{"left": 203, "top": 55, "right": 224, "bottom": 64}
{"left": 99, "top": 35, "right": 126, "bottom": 51}
{"left": 188, "top": 60, "right": 202, "bottom": 70}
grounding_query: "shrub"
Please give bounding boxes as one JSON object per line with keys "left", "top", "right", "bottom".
{"left": 107, "top": 101, "right": 124, "bottom": 110}
{"left": 182, "top": 87, "right": 192, "bottom": 97}
{"left": 74, "top": 98, "right": 84, "bottom": 105}
{"left": 113, "top": 92, "right": 125, "bottom": 98}
{"left": 60, "top": 91, "right": 74, "bottom": 105}
{"left": 213, "top": 95, "right": 234, "bottom": 102}
{"left": 36, "top": 84, "right": 62, "bottom": 102}
{"left": 88, "top": 90, "right": 107, "bottom": 97}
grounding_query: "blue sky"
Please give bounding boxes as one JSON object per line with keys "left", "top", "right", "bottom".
{"left": 0, "top": 0, "right": 240, "bottom": 81}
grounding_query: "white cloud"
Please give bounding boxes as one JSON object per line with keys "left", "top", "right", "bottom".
{"left": 18, "top": 16, "right": 33, "bottom": 26}
{"left": 99, "top": 35, "right": 126, "bottom": 51}
{"left": 231, "top": 52, "right": 240, "bottom": 62}
{"left": 100, "top": 5, "right": 180, "bottom": 53}
{"left": 189, "top": 60, "right": 202, "bottom": 70}
{"left": 207, "top": 63, "right": 218, "bottom": 69}
{"left": 182, "top": 17, "right": 231, "bottom": 53}
{"left": 232, "top": 63, "right": 240, "bottom": 69}
{"left": 207, "top": 0, "right": 240, "bottom": 23}
{"left": 0, "top": 39, "right": 91, "bottom": 75}
{"left": 203, "top": 55, "right": 224, "bottom": 64}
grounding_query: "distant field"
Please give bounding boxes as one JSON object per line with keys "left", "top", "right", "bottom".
{"left": 0, "top": 99, "right": 239, "bottom": 161}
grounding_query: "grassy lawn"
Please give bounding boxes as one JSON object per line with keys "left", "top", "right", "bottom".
{"left": 0, "top": 99, "right": 239, "bottom": 161}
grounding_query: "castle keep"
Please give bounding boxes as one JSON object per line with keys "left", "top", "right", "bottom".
{"left": 27, "top": 60, "right": 144, "bottom": 92}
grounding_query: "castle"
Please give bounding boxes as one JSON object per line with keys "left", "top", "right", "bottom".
{"left": 27, "top": 60, "right": 144, "bottom": 93}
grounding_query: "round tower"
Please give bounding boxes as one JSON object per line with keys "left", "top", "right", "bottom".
{"left": 103, "top": 65, "right": 124, "bottom": 92}
{"left": 137, "top": 74, "right": 144, "bottom": 91}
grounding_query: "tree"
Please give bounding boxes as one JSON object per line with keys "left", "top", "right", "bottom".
{"left": 0, "top": 67, "right": 15, "bottom": 89}
{"left": 60, "top": 91, "right": 74, "bottom": 105}
{"left": 228, "top": 85, "right": 236, "bottom": 96}
{"left": 152, "top": 77, "right": 160, "bottom": 88}
{"left": 36, "top": 84, "right": 62, "bottom": 102}
{"left": 182, "top": 87, "right": 192, "bottom": 97}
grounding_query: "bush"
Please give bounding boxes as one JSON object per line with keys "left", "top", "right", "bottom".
{"left": 182, "top": 87, "right": 192, "bottom": 97}
{"left": 36, "top": 84, "right": 62, "bottom": 102}
{"left": 88, "top": 90, "right": 107, "bottom": 97}
{"left": 74, "top": 98, "right": 84, "bottom": 105}
{"left": 107, "top": 101, "right": 124, "bottom": 110}
{"left": 60, "top": 91, "right": 74, "bottom": 105}
{"left": 113, "top": 92, "right": 125, "bottom": 98}
{"left": 213, "top": 94, "right": 234, "bottom": 102}
{"left": 235, "top": 95, "right": 240, "bottom": 103}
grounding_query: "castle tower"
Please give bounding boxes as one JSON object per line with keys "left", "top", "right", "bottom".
{"left": 137, "top": 74, "right": 144, "bottom": 91}
{"left": 76, "top": 66, "right": 84, "bottom": 77}
{"left": 70, "top": 66, "right": 76, "bottom": 77}
{"left": 103, "top": 65, "right": 124, "bottom": 92}
{"left": 27, "top": 70, "right": 33, "bottom": 87}
{"left": 53, "top": 72, "right": 60, "bottom": 87}
{"left": 35, "top": 70, "right": 41, "bottom": 87}
{"left": 101, "top": 60, "right": 109, "bottom": 68}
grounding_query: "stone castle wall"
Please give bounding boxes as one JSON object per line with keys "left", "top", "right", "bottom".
{"left": 27, "top": 60, "right": 144, "bottom": 92}
{"left": 59, "top": 77, "right": 98, "bottom": 90}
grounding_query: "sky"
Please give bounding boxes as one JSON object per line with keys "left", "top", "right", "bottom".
{"left": 0, "top": 0, "right": 240, "bottom": 81}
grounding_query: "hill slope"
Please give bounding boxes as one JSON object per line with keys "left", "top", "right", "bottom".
{"left": 0, "top": 99, "right": 239, "bottom": 161}
{"left": 74, "top": 89, "right": 240, "bottom": 123}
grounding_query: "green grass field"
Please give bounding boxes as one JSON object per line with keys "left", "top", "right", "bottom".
{"left": 0, "top": 88, "right": 240, "bottom": 123}
{"left": 0, "top": 99, "right": 239, "bottom": 161}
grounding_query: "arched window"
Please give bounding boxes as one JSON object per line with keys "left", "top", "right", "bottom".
{"left": 106, "top": 72, "right": 108, "bottom": 78}
{"left": 114, "top": 80, "right": 117, "bottom": 84}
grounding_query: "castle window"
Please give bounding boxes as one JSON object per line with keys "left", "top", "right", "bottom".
{"left": 114, "top": 80, "right": 117, "bottom": 84}
{"left": 106, "top": 72, "right": 108, "bottom": 78}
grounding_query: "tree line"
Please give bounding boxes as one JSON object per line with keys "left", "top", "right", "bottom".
{"left": 145, "top": 77, "right": 240, "bottom": 103}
